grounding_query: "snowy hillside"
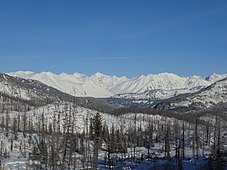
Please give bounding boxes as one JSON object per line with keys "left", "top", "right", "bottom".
{"left": 153, "top": 77, "right": 227, "bottom": 111}
{"left": 90, "top": 72, "right": 128, "bottom": 90}
{"left": 8, "top": 71, "right": 113, "bottom": 98}
{"left": 111, "top": 73, "right": 227, "bottom": 100}
{"left": 7, "top": 71, "right": 227, "bottom": 100}
{"left": 0, "top": 73, "right": 54, "bottom": 101}
{"left": 1, "top": 73, "right": 227, "bottom": 169}
{"left": 0, "top": 73, "right": 117, "bottom": 113}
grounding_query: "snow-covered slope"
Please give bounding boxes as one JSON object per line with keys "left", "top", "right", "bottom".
{"left": 0, "top": 73, "right": 117, "bottom": 113}
{"left": 112, "top": 73, "right": 227, "bottom": 99}
{"left": 9, "top": 71, "right": 114, "bottom": 98}
{"left": 153, "top": 77, "right": 227, "bottom": 111}
{"left": 90, "top": 72, "right": 128, "bottom": 90}
{"left": 0, "top": 73, "right": 54, "bottom": 101}
{"left": 7, "top": 71, "right": 227, "bottom": 100}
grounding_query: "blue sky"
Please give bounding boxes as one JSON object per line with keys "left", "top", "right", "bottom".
{"left": 0, "top": 0, "right": 227, "bottom": 77}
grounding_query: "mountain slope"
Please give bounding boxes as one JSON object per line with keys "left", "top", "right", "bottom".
{"left": 0, "top": 73, "right": 119, "bottom": 112}
{"left": 153, "top": 77, "right": 227, "bottom": 112}
{"left": 8, "top": 71, "right": 227, "bottom": 100}
{"left": 8, "top": 71, "right": 113, "bottom": 98}
{"left": 90, "top": 72, "right": 128, "bottom": 90}
{"left": 111, "top": 73, "right": 227, "bottom": 100}
{"left": 0, "top": 73, "right": 57, "bottom": 103}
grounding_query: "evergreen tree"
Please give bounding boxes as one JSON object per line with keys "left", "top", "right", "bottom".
{"left": 92, "top": 112, "right": 102, "bottom": 169}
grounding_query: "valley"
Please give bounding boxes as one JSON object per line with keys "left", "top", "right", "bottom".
{"left": 0, "top": 72, "right": 227, "bottom": 169}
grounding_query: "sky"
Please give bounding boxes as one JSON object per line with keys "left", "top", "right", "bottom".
{"left": 0, "top": 0, "right": 227, "bottom": 77}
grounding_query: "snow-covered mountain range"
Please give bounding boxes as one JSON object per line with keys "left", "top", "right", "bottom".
{"left": 0, "top": 73, "right": 117, "bottom": 112}
{"left": 153, "top": 77, "right": 227, "bottom": 111}
{"left": 7, "top": 71, "right": 227, "bottom": 100}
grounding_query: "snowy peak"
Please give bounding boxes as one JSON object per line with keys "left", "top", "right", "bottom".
{"left": 205, "top": 73, "right": 227, "bottom": 82}
{"left": 153, "top": 77, "right": 227, "bottom": 111}
{"left": 90, "top": 72, "right": 128, "bottom": 90}
{"left": 91, "top": 72, "right": 107, "bottom": 78}
{"left": 8, "top": 71, "right": 112, "bottom": 98}
{"left": 111, "top": 73, "right": 208, "bottom": 97}
{"left": 7, "top": 71, "right": 227, "bottom": 100}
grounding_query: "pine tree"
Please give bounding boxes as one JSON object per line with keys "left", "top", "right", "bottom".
{"left": 92, "top": 112, "right": 102, "bottom": 169}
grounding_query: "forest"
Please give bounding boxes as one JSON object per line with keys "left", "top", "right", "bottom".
{"left": 0, "top": 94, "right": 226, "bottom": 169}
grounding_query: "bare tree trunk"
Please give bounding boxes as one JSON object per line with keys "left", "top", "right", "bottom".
{"left": 93, "top": 138, "right": 99, "bottom": 169}
{"left": 182, "top": 122, "right": 185, "bottom": 160}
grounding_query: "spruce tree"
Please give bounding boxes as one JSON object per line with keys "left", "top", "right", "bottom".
{"left": 92, "top": 112, "right": 102, "bottom": 169}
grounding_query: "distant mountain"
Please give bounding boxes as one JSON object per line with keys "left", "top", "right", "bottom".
{"left": 90, "top": 72, "right": 128, "bottom": 90}
{"left": 112, "top": 73, "right": 227, "bottom": 100}
{"left": 8, "top": 71, "right": 114, "bottom": 98}
{"left": 7, "top": 71, "right": 227, "bottom": 100}
{"left": 0, "top": 73, "right": 118, "bottom": 112}
{"left": 153, "top": 77, "right": 227, "bottom": 112}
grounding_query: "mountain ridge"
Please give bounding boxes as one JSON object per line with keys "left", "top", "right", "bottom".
{"left": 7, "top": 71, "right": 227, "bottom": 100}
{"left": 0, "top": 73, "right": 119, "bottom": 112}
{"left": 152, "top": 77, "right": 227, "bottom": 112}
